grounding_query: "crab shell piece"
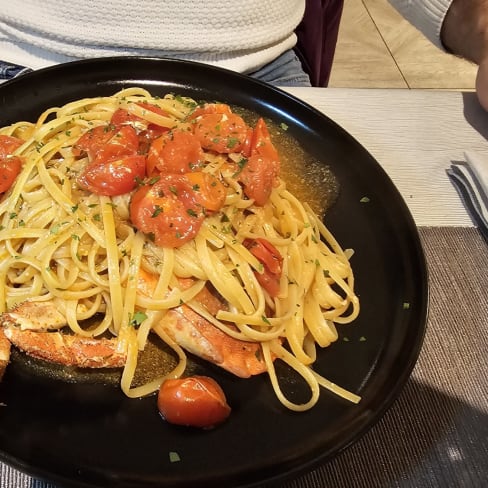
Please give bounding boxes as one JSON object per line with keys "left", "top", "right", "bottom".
{"left": 2, "top": 328, "right": 126, "bottom": 369}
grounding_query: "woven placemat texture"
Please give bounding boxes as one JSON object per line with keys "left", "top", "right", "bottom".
{"left": 2, "top": 227, "right": 487, "bottom": 488}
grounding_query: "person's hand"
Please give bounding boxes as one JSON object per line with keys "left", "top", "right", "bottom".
{"left": 441, "top": 0, "right": 488, "bottom": 111}
{"left": 476, "top": 57, "right": 488, "bottom": 111}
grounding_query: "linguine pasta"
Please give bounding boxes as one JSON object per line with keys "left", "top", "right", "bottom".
{"left": 0, "top": 87, "right": 360, "bottom": 411}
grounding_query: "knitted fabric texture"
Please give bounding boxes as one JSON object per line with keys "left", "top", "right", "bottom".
{"left": 0, "top": 0, "right": 305, "bottom": 72}
{"left": 388, "top": 0, "right": 451, "bottom": 49}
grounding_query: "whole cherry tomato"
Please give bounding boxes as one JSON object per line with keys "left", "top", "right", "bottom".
{"left": 157, "top": 376, "right": 231, "bottom": 428}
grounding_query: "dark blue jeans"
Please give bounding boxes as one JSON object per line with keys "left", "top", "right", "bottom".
{"left": 0, "top": 50, "right": 311, "bottom": 86}
{"left": 0, "top": 60, "right": 32, "bottom": 79}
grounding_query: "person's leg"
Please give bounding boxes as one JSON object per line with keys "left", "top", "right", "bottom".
{"left": 248, "top": 49, "right": 312, "bottom": 87}
{"left": 294, "top": 0, "right": 344, "bottom": 87}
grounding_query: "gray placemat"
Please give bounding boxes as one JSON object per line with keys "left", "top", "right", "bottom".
{"left": 277, "top": 226, "right": 488, "bottom": 488}
{"left": 2, "top": 227, "right": 487, "bottom": 488}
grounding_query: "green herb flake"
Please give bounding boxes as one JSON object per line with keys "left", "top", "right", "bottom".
{"left": 343, "top": 336, "right": 350, "bottom": 342}
{"left": 227, "top": 137, "right": 239, "bottom": 149}
{"left": 279, "top": 122, "right": 289, "bottom": 131}
{"left": 152, "top": 205, "right": 163, "bottom": 218}
{"left": 169, "top": 451, "right": 181, "bottom": 463}
{"left": 403, "top": 302, "right": 410, "bottom": 310}
{"left": 50, "top": 224, "right": 61, "bottom": 235}
{"left": 148, "top": 176, "right": 160, "bottom": 185}
{"left": 187, "top": 208, "right": 198, "bottom": 218}
{"left": 359, "top": 336, "right": 367, "bottom": 342}
{"left": 360, "top": 196, "right": 370, "bottom": 203}
{"left": 261, "top": 315, "right": 271, "bottom": 325}
{"left": 130, "top": 311, "right": 148, "bottom": 327}
{"left": 232, "top": 158, "right": 248, "bottom": 178}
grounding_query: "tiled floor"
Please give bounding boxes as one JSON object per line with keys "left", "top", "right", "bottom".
{"left": 329, "top": 0, "right": 477, "bottom": 89}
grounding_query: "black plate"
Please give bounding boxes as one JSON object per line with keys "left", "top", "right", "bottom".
{"left": 0, "top": 57, "right": 428, "bottom": 488}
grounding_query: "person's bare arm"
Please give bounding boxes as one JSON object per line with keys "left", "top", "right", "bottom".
{"left": 441, "top": 0, "right": 488, "bottom": 63}
{"left": 441, "top": 0, "right": 488, "bottom": 109}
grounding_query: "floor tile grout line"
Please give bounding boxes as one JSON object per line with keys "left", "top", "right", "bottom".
{"left": 360, "top": 0, "right": 411, "bottom": 88}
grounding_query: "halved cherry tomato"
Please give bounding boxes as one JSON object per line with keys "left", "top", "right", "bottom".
{"left": 0, "top": 135, "right": 24, "bottom": 157}
{"left": 241, "top": 126, "right": 254, "bottom": 158}
{"left": 72, "top": 125, "right": 117, "bottom": 158}
{"left": 129, "top": 174, "right": 204, "bottom": 248}
{"left": 249, "top": 117, "right": 280, "bottom": 162}
{"left": 110, "top": 106, "right": 171, "bottom": 155}
{"left": 146, "top": 129, "right": 202, "bottom": 175}
{"left": 73, "top": 124, "right": 139, "bottom": 163}
{"left": 110, "top": 108, "right": 141, "bottom": 127}
{"left": 244, "top": 238, "right": 283, "bottom": 297}
{"left": 92, "top": 125, "right": 139, "bottom": 164}
{"left": 137, "top": 125, "right": 169, "bottom": 154}
{"left": 237, "top": 154, "right": 275, "bottom": 206}
{"left": 192, "top": 105, "right": 249, "bottom": 154}
{"left": 78, "top": 154, "right": 146, "bottom": 196}
{"left": 111, "top": 102, "right": 170, "bottom": 128}
{"left": 238, "top": 118, "right": 280, "bottom": 206}
{"left": 187, "top": 103, "right": 233, "bottom": 120}
{"left": 185, "top": 172, "right": 226, "bottom": 212}
{"left": 0, "top": 135, "right": 24, "bottom": 193}
{"left": 157, "top": 376, "right": 231, "bottom": 428}
{"left": 245, "top": 238, "right": 283, "bottom": 275}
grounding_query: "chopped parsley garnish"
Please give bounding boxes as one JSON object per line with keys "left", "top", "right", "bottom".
{"left": 130, "top": 311, "right": 148, "bottom": 327}
{"left": 152, "top": 205, "right": 163, "bottom": 218}
{"left": 232, "top": 158, "right": 248, "bottom": 178}
{"left": 169, "top": 451, "right": 181, "bottom": 463}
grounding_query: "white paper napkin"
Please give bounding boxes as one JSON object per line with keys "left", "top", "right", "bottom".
{"left": 447, "top": 151, "right": 488, "bottom": 244}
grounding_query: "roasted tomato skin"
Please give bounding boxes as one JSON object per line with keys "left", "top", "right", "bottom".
{"left": 237, "top": 118, "right": 280, "bottom": 206}
{"left": 157, "top": 376, "right": 231, "bottom": 428}
{"left": 146, "top": 129, "right": 202, "bottom": 175}
{"left": 78, "top": 155, "right": 146, "bottom": 196}
{"left": 0, "top": 135, "right": 24, "bottom": 193}
{"left": 192, "top": 106, "right": 249, "bottom": 154}
{"left": 129, "top": 174, "right": 205, "bottom": 248}
{"left": 244, "top": 238, "right": 283, "bottom": 297}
